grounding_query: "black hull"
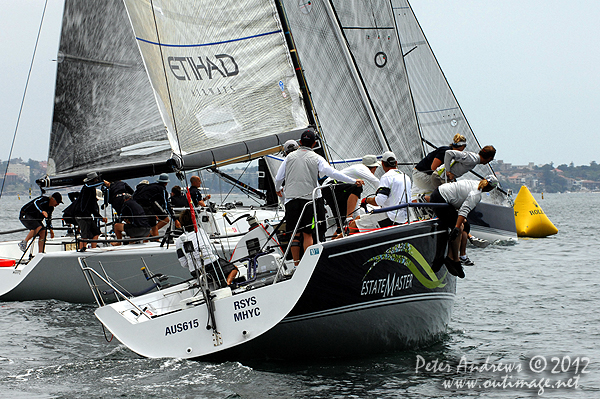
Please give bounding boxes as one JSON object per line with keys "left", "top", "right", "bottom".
{"left": 208, "top": 220, "right": 456, "bottom": 360}
{"left": 467, "top": 202, "right": 517, "bottom": 240}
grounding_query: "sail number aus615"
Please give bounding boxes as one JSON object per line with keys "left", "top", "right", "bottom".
{"left": 165, "top": 319, "right": 200, "bottom": 336}
{"left": 233, "top": 296, "right": 260, "bottom": 322}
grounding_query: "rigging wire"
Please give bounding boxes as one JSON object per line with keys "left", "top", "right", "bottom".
{"left": 1, "top": 0, "right": 50, "bottom": 200}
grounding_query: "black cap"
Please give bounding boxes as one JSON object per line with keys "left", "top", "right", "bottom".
{"left": 51, "top": 192, "right": 63, "bottom": 204}
{"left": 300, "top": 129, "right": 316, "bottom": 146}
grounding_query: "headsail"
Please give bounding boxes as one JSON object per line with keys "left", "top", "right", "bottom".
{"left": 280, "top": 0, "right": 422, "bottom": 171}
{"left": 391, "top": 0, "right": 494, "bottom": 178}
{"left": 46, "top": 0, "right": 172, "bottom": 186}
{"left": 123, "top": 0, "right": 309, "bottom": 170}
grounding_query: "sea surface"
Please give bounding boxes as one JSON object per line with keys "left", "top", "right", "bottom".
{"left": 1, "top": 192, "right": 599, "bottom": 398}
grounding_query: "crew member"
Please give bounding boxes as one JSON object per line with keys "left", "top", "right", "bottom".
{"left": 274, "top": 128, "right": 364, "bottom": 265}
{"left": 133, "top": 173, "right": 174, "bottom": 237}
{"left": 352, "top": 151, "right": 411, "bottom": 231}
{"left": 169, "top": 185, "right": 189, "bottom": 208}
{"left": 112, "top": 194, "right": 151, "bottom": 245}
{"left": 175, "top": 209, "right": 238, "bottom": 287}
{"left": 18, "top": 192, "right": 63, "bottom": 253}
{"left": 106, "top": 180, "right": 134, "bottom": 214}
{"left": 429, "top": 175, "right": 499, "bottom": 278}
{"left": 433, "top": 145, "right": 496, "bottom": 186}
{"left": 75, "top": 172, "right": 108, "bottom": 250}
{"left": 322, "top": 154, "right": 380, "bottom": 236}
{"left": 412, "top": 134, "right": 466, "bottom": 201}
{"left": 189, "top": 176, "right": 210, "bottom": 207}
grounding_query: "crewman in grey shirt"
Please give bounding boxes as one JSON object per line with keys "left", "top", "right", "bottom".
{"left": 428, "top": 175, "right": 499, "bottom": 278}
{"left": 432, "top": 145, "right": 496, "bottom": 186}
{"left": 275, "top": 128, "right": 364, "bottom": 265}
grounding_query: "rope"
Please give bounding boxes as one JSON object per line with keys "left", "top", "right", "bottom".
{"left": 0, "top": 227, "right": 28, "bottom": 235}
{"left": 1, "top": 0, "right": 49, "bottom": 200}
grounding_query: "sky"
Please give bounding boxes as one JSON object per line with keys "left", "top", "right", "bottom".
{"left": 0, "top": 0, "right": 599, "bottom": 166}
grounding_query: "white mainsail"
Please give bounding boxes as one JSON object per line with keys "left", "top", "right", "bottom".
{"left": 47, "top": 0, "right": 172, "bottom": 183}
{"left": 123, "top": 0, "right": 309, "bottom": 169}
{"left": 391, "top": 0, "right": 494, "bottom": 178}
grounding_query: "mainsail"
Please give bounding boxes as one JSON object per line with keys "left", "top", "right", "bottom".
{"left": 46, "top": 0, "right": 173, "bottom": 186}
{"left": 391, "top": 0, "right": 494, "bottom": 178}
{"left": 280, "top": 0, "right": 422, "bottom": 171}
{"left": 122, "top": 0, "right": 309, "bottom": 170}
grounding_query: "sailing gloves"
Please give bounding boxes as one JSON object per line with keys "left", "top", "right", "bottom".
{"left": 360, "top": 198, "right": 368, "bottom": 211}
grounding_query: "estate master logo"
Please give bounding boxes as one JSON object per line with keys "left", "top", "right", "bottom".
{"left": 360, "top": 242, "right": 447, "bottom": 297}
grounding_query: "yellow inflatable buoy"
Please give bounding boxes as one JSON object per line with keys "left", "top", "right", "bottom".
{"left": 513, "top": 186, "right": 558, "bottom": 237}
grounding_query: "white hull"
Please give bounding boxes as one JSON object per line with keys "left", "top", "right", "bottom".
{"left": 0, "top": 240, "right": 184, "bottom": 303}
{"left": 467, "top": 202, "right": 517, "bottom": 243}
{"left": 0, "top": 207, "right": 282, "bottom": 303}
{"left": 92, "top": 219, "right": 456, "bottom": 360}
{"left": 95, "top": 246, "right": 319, "bottom": 358}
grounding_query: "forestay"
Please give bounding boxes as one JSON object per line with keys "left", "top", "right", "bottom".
{"left": 123, "top": 0, "right": 309, "bottom": 169}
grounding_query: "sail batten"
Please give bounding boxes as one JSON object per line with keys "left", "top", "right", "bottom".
{"left": 134, "top": 30, "right": 283, "bottom": 48}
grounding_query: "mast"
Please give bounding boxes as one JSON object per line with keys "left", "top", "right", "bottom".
{"left": 274, "top": 0, "right": 317, "bottom": 129}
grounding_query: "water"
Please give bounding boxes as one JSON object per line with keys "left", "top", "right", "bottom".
{"left": 1, "top": 193, "right": 600, "bottom": 398}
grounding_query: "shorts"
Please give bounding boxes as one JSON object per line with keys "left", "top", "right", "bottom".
{"left": 411, "top": 169, "right": 436, "bottom": 199}
{"left": 140, "top": 206, "right": 159, "bottom": 227}
{"left": 20, "top": 213, "right": 44, "bottom": 231}
{"left": 285, "top": 198, "right": 325, "bottom": 236}
{"left": 123, "top": 224, "right": 151, "bottom": 238}
{"left": 76, "top": 217, "right": 101, "bottom": 239}
{"left": 191, "top": 258, "right": 238, "bottom": 288}
{"left": 354, "top": 212, "right": 397, "bottom": 231}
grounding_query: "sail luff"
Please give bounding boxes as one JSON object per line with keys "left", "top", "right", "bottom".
{"left": 391, "top": 0, "right": 494, "bottom": 178}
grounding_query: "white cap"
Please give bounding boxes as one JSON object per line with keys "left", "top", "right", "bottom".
{"left": 283, "top": 139, "right": 298, "bottom": 155}
{"left": 381, "top": 151, "right": 397, "bottom": 166}
{"left": 361, "top": 154, "right": 380, "bottom": 168}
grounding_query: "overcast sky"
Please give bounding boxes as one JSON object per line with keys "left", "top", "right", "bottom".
{"left": 1, "top": 0, "right": 598, "bottom": 166}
